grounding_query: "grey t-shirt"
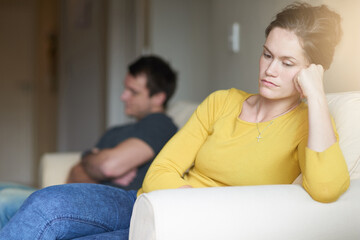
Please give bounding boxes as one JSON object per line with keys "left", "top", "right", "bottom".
{"left": 82, "top": 113, "right": 177, "bottom": 190}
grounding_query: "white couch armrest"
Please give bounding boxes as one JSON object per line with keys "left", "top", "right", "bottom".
{"left": 130, "top": 180, "right": 360, "bottom": 240}
{"left": 39, "top": 152, "right": 81, "bottom": 188}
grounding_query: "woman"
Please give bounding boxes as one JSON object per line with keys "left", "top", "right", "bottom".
{"left": 0, "top": 3, "right": 349, "bottom": 239}
{"left": 140, "top": 3, "right": 349, "bottom": 202}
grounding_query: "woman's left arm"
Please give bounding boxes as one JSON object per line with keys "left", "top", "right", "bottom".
{"left": 295, "top": 64, "right": 350, "bottom": 202}
{"left": 295, "top": 64, "right": 336, "bottom": 152}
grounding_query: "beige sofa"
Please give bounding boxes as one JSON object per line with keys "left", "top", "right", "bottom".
{"left": 40, "top": 92, "right": 360, "bottom": 240}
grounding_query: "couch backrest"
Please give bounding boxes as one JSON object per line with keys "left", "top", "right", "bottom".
{"left": 167, "top": 101, "right": 198, "bottom": 128}
{"left": 327, "top": 91, "right": 360, "bottom": 180}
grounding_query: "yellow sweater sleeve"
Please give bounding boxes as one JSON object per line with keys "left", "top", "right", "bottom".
{"left": 298, "top": 122, "right": 350, "bottom": 203}
{"left": 140, "top": 90, "right": 230, "bottom": 194}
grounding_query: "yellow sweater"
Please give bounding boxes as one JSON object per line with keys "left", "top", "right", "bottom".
{"left": 139, "top": 89, "right": 350, "bottom": 202}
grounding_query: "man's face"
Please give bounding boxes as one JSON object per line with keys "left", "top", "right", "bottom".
{"left": 120, "top": 73, "right": 154, "bottom": 120}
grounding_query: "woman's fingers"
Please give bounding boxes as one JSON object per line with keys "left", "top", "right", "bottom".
{"left": 294, "top": 64, "right": 324, "bottom": 99}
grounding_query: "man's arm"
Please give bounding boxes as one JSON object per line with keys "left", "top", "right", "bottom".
{"left": 66, "top": 162, "right": 97, "bottom": 183}
{"left": 81, "top": 138, "right": 154, "bottom": 182}
{"left": 66, "top": 162, "right": 139, "bottom": 186}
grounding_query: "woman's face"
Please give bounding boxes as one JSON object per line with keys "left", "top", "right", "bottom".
{"left": 258, "top": 27, "right": 309, "bottom": 101}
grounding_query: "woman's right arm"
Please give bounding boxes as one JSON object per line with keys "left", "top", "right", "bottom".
{"left": 141, "top": 90, "right": 229, "bottom": 193}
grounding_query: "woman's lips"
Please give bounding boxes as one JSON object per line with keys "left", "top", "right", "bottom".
{"left": 261, "top": 79, "right": 279, "bottom": 87}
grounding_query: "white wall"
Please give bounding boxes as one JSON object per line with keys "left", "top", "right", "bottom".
{"left": 105, "top": 0, "right": 212, "bottom": 128}
{"left": 150, "top": 0, "right": 212, "bottom": 103}
{"left": 209, "top": 0, "right": 280, "bottom": 93}
{"left": 58, "top": 0, "right": 106, "bottom": 151}
{"left": 106, "top": 0, "right": 136, "bottom": 127}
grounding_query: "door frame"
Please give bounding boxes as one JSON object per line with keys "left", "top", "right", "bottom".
{"left": 33, "top": 0, "right": 59, "bottom": 187}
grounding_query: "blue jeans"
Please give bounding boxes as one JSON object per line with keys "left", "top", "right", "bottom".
{"left": 0, "top": 182, "right": 36, "bottom": 229}
{"left": 0, "top": 183, "right": 137, "bottom": 239}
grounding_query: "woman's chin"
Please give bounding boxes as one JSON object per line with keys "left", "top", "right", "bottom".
{"left": 258, "top": 87, "right": 276, "bottom": 99}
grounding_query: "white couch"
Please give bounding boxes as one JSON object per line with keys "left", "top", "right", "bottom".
{"left": 39, "top": 92, "right": 360, "bottom": 240}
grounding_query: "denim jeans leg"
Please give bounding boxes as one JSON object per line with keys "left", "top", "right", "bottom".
{"left": 0, "top": 188, "right": 35, "bottom": 229}
{"left": 0, "top": 183, "right": 137, "bottom": 240}
{"left": 0, "top": 182, "right": 37, "bottom": 229}
{"left": 72, "top": 229, "right": 130, "bottom": 240}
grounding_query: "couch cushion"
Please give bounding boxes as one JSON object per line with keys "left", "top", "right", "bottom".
{"left": 327, "top": 92, "right": 360, "bottom": 179}
{"left": 167, "top": 101, "right": 198, "bottom": 128}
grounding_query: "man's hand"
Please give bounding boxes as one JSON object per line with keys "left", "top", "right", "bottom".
{"left": 111, "top": 168, "right": 138, "bottom": 186}
{"left": 66, "top": 163, "right": 97, "bottom": 183}
{"left": 81, "top": 138, "right": 154, "bottom": 181}
{"left": 91, "top": 148, "right": 100, "bottom": 154}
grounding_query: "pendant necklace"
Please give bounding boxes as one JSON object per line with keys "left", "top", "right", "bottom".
{"left": 256, "top": 121, "right": 274, "bottom": 142}
{"left": 255, "top": 100, "right": 300, "bottom": 142}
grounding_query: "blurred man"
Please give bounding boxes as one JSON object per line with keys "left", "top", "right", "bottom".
{"left": 0, "top": 55, "right": 178, "bottom": 228}
{"left": 67, "top": 55, "right": 178, "bottom": 189}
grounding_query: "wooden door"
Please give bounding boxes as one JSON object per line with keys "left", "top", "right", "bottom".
{"left": 0, "top": 0, "right": 58, "bottom": 186}
{"left": 0, "top": 0, "right": 37, "bottom": 185}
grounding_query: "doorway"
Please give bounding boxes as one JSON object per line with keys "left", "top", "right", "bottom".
{"left": 0, "top": 0, "right": 58, "bottom": 187}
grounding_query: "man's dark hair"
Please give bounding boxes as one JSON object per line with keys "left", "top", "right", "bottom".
{"left": 128, "top": 55, "right": 177, "bottom": 108}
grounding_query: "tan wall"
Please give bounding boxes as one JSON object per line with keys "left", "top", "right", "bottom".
{"left": 323, "top": 0, "right": 360, "bottom": 92}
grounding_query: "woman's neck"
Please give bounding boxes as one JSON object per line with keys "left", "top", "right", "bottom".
{"left": 254, "top": 95, "right": 301, "bottom": 122}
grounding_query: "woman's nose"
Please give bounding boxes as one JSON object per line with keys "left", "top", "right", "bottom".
{"left": 265, "top": 60, "right": 279, "bottom": 77}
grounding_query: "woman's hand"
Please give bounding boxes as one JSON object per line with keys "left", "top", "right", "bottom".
{"left": 294, "top": 64, "right": 325, "bottom": 100}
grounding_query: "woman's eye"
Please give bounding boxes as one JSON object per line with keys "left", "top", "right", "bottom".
{"left": 283, "top": 62, "right": 293, "bottom": 67}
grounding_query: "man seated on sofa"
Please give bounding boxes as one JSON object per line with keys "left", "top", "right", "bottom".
{"left": 0, "top": 55, "right": 178, "bottom": 228}
{"left": 66, "top": 54, "right": 177, "bottom": 189}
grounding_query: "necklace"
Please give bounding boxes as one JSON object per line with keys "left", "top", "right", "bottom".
{"left": 255, "top": 99, "right": 300, "bottom": 142}
{"left": 256, "top": 121, "right": 274, "bottom": 142}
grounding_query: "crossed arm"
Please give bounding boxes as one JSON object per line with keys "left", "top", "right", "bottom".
{"left": 66, "top": 138, "right": 154, "bottom": 186}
